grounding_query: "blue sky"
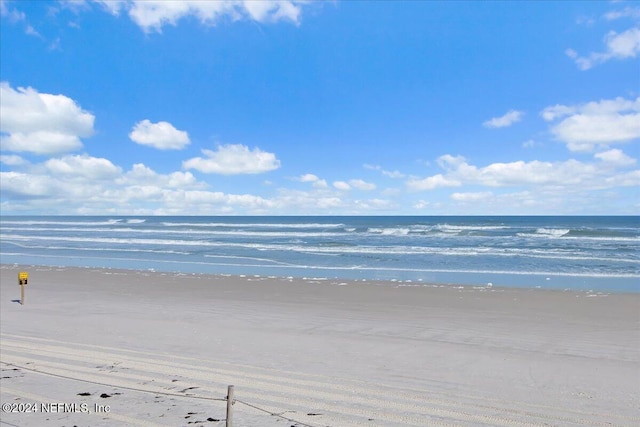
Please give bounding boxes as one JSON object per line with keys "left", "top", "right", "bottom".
{"left": 1, "top": 0, "right": 639, "bottom": 215}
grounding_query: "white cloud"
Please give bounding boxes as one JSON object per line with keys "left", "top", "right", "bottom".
{"left": 129, "top": 119, "right": 190, "bottom": 150}
{"left": 353, "top": 198, "right": 394, "bottom": 211}
{"left": 458, "top": 159, "right": 595, "bottom": 187}
{"left": 0, "top": 154, "right": 27, "bottom": 166}
{"left": 97, "top": 0, "right": 305, "bottom": 33}
{"left": 541, "top": 104, "right": 576, "bottom": 122}
{"left": 567, "top": 27, "right": 640, "bottom": 70}
{"left": 333, "top": 181, "right": 350, "bottom": 191}
{"left": 0, "top": 171, "right": 58, "bottom": 198}
{"left": 0, "top": 82, "right": 95, "bottom": 154}
{"left": 450, "top": 192, "right": 494, "bottom": 202}
{"left": 25, "top": 24, "right": 41, "bottom": 37}
{"left": 408, "top": 153, "right": 639, "bottom": 193}
{"left": 364, "top": 164, "right": 405, "bottom": 179}
{"left": 406, "top": 174, "right": 461, "bottom": 191}
{"left": 575, "top": 15, "right": 596, "bottom": 26}
{"left": 183, "top": 144, "right": 280, "bottom": 175}
{"left": 119, "top": 163, "right": 203, "bottom": 189}
{"left": 349, "top": 179, "right": 376, "bottom": 191}
{"left": 297, "top": 173, "right": 328, "bottom": 188}
{"left": 298, "top": 173, "right": 319, "bottom": 182}
{"left": 594, "top": 148, "right": 637, "bottom": 167}
{"left": 413, "top": 200, "right": 430, "bottom": 209}
{"left": 482, "top": 110, "right": 524, "bottom": 128}
{"left": 541, "top": 96, "right": 640, "bottom": 152}
{"left": 437, "top": 154, "right": 467, "bottom": 170}
{"left": 93, "top": 0, "right": 127, "bottom": 15}
{"left": 0, "top": 0, "right": 40, "bottom": 38}
{"left": 604, "top": 7, "right": 640, "bottom": 21}
{"left": 243, "top": 0, "right": 300, "bottom": 22}
{"left": 333, "top": 179, "right": 376, "bottom": 191}
{"left": 1, "top": 2, "right": 26, "bottom": 22}
{"left": 0, "top": 157, "right": 279, "bottom": 214}
{"left": 45, "top": 154, "right": 122, "bottom": 180}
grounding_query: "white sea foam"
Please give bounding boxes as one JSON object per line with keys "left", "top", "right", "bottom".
{"left": 0, "top": 226, "right": 346, "bottom": 238}
{"left": 2, "top": 217, "right": 638, "bottom": 289}
{"left": 3, "top": 240, "right": 190, "bottom": 255}
{"left": 368, "top": 227, "right": 411, "bottom": 236}
{"left": 517, "top": 231, "right": 638, "bottom": 242}
{"left": 0, "top": 219, "right": 123, "bottom": 226}
{"left": 4, "top": 233, "right": 638, "bottom": 265}
{"left": 534, "top": 228, "right": 570, "bottom": 237}
{"left": 2, "top": 251, "right": 638, "bottom": 279}
{"left": 160, "top": 221, "right": 345, "bottom": 228}
{"left": 433, "top": 224, "right": 511, "bottom": 233}
{"left": 203, "top": 254, "right": 297, "bottom": 266}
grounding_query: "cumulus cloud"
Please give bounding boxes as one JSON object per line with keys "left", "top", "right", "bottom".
{"left": 0, "top": 171, "right": 58, "bottom": 198}
{"left": 93, "top": 0, "right": 127, "bottom": 15}
{"left": 541, "top": 96, "right": 640, "bottom": 152}
{"left": 0, "top": 82, "right": 95, "bottom": 154}
{"left": 407, "top": 152, "right": 639, "bottom": 193}
{"left": 451, "top": 192, "right": 494, "bottom": 202}
{"left": 594, "top": 148, "right": 637, "bottom": 167}
{"left": 406, "top": 174, "right": 462, "bottom": 191}
{"left": 274, "top": 188, "right": 343, "bottom": 212}
{"left": 119, "top": 163, "right": 203, "bottom": 189}
{"left": 437, "top": 154, "right": 468, "bottom": 170}
{"left": 353, "top": 198, "right": 394, "bottom": 210}
{"left": 333, "top": 181, "right": 350, "bottom": 191}
{"left": 566, "top": 27, "right": 640, "bottom": 70}
{"left": 298, "top": 173, "right": 320, "bottom": 182}
{"left": 297, "top": 173, "right": 328, "bottom": 188}
{"left": 0, "top": 154, "right": 27, "bottom": 166}
{"left": 45, "top": 154, "right": 122, "bottom": 180}
{"left": 0, "top": 157, "right": 279, "bottom": 214}
{"left": 129, "top": 119, "right": 190, "bottom": 150}
{"left": 482, "top": 110, "right": 524, "bottom": 128}
{"left": 349, "top": 179, "right": 376, "bottom": 191}
{"left": 94, "top": 0, "right": 305, "bottom": 33}
{"left": 183, "top": 144, "right": 280, "bottom": 175}
{"left": 331, "top": 178, "right": 377, "bottom": 192}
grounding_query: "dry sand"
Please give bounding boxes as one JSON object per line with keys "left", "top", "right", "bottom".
{"left": 0, "top": 264, "right": 638, "bottom": 427}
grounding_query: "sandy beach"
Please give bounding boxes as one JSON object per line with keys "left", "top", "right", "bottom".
{"left": 0, "top": 264, "right": 638, "bottom": 427}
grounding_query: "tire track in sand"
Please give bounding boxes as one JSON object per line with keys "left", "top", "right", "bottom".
{"left": 1, "top": 333, "right": 636, "bottom": 427}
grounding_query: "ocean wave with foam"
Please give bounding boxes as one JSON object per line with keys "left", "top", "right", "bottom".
{"left": 1, "top": 215, "right": 638, "bottom": 291}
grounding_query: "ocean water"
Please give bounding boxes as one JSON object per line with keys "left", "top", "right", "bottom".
{"left": 0, "top": 216, "right": 638, "bottom": 292}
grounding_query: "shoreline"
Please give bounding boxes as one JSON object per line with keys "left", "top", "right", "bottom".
{"left": 1, "top": 263, "right": 639, "bottom": 426}
{"left": 3, "top": 214, "right": 638, "bottom": 293}
{"left": 1, "top": 261, "right": 637, "bottom": 294}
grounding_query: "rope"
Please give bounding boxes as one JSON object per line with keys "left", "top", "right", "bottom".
{"left": 2, "top": 361, "right": 324, "bottom": 427}
{"left": 0, "top": 361, "right": 226, "bottom": 402}
{"left": 234, "top": 398, "right": 319, "bottom": 427}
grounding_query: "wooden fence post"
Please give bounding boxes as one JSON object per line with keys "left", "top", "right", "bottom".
{"left": 226, "top": 385, "right": 234, "bottom": 427}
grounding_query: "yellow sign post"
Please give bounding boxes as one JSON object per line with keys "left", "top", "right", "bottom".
{"left": 18, "top": 272, "right": 28, "bottom": 305}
